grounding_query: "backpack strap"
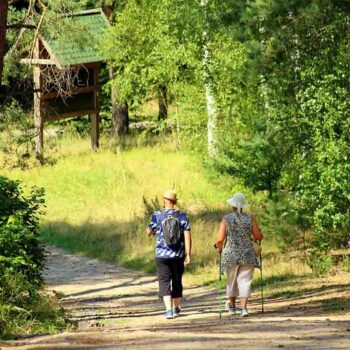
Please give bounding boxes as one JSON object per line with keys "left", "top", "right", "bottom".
{"left": 157, "top": 210, "right": 179, "bottom": 224}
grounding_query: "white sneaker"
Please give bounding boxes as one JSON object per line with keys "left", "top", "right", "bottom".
{"left": 225, "top": 300, "right": 237, "bottom": 315}
{"left": 240, "top": 307, "right": 249, "bottom": 317}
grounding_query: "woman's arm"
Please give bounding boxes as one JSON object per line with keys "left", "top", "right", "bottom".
{"left": 216, "top": 217, "right": 226, "bottom": 253}
{"left": 252, "top": 216, "right": 263, "bottom": 241}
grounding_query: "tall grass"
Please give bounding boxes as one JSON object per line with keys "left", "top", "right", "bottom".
{"left": 3, "top": 134, "right": 311, "bottom": 288}
{"left": 4, "top": 135, "right": 235, "bottom": 269}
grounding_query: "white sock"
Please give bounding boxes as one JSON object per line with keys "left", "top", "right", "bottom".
{"left": 163, "top": 295, "right": 172, "bottom": 311}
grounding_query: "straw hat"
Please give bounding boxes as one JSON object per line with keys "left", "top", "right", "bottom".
{"left": 163, "top": 189, "right": 177, "bottom": 203}
{"left": 227, "top": 192, "right": 248, "bottom": 209}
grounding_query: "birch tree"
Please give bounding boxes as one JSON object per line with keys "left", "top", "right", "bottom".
{"left": 200, "top": 0, "right": 218, "bottom": 158}
{"left": 0, "top": 0, "right": 8, "bottom": 87}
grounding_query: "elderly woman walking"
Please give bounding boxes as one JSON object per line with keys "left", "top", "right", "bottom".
{"left": 216, "top": 193, "right": 263, "bottom": 317}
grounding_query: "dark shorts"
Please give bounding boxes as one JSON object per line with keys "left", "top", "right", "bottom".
{"left": 156, "top": 257, "right": 185, "bottom": 298}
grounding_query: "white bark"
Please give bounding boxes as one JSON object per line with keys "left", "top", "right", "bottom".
{"left": 201, "top": 0, "right": 218, "bottom": 158}
{"left": 205, "top": 82, "right": 218, "bottom": 158}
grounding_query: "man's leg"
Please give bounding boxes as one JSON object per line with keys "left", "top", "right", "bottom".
{"left": 170, "top": 258, "right": 185, "bottom": 309}
{"left": 156, "top": 258, "right": 172, "bottom": 311}
{"left": 163, "top": 295, "right": 172, "bottom": 310}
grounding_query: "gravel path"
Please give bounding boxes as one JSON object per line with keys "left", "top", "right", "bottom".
{"left": 3, "top": 246, "right": 350, "bottom": 350}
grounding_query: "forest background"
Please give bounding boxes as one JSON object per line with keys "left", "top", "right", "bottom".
{"left": 0, "top": 0, "right": 350, "bottom": 339}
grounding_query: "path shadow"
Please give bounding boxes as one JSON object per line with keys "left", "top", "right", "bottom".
{"left": 40, "top": 206, "right": 227, "bottom": 286}
{"left": 64, "top": 276, "right": 158, "bottom": 298}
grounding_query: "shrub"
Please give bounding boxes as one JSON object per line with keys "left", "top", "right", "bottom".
{"left": 0, "top": 177, "right": 73, "bottom": 338}
{"left": 341, "top": 256, "right": 350, "bottom": 273}
{"left": 304, "top": 249, "right": 333, "bottom": 277}
{"left": 0, "top": 270, "right": 73, "bottom": 339}
{"left": 0, "top": 176, "right": 45, "bottom": 289}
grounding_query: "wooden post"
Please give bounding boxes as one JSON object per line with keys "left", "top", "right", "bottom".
{"left": 91, "top": 113, "right": 99, "bottom": 150}
{"left": 91, "top": 64, "right": 100, "bottom": 150}
{"left": 33, "top": 39, "right": 44, "bottom": 163}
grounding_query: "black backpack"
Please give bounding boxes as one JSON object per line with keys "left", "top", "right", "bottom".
{"left": 161, "top": 213, "right": 181, "bottom": 247}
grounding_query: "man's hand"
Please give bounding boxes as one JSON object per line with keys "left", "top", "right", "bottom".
{"left": 146, "top": 228, "right": 156, "bottom": 237}
{"left": 184, "top": 255, "right": 191, "bottom": 267}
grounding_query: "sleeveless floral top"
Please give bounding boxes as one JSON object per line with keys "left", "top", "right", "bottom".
{"left": 221, "top": 212, "right": 257, "bottom": 272}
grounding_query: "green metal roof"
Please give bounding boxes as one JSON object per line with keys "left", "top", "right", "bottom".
{"left": 44, "top": 9, "right": 110, "bottom": 66}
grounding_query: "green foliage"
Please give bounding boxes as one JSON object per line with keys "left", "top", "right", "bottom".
{"left": 341, "top": 256, "right": 350, "bottom": 273}
{"left": 208, "top": 0, "right": 350, "bottom": 252}
{"left": 256, "top": 193, "right": 300, "bottom": 251}
{"left": 4, "top": 0, "right": 350, "bottom": 267}
{"left": 0, "top": 175, "right": 72, "bottom": 339}
{"left": 0, "top": 175, "right": 45, "bottom": 288}
{"left": 322, "top": 297, "right": 350, "bottom": 312}
{"left": 0, "top": 270, "right": 73, "bottom": 339}
{"left": 100, "top": 0, "right": 202, "bottom": 109}
{"left": 304, "top": 250, "right": 333, "bottom": 276}
{"left": 0, "top": 100, "right": 35, "bottom": 169}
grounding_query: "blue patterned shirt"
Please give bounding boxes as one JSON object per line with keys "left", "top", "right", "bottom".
{"left": 149, "top": 209, "right": 190, "bottom": 259}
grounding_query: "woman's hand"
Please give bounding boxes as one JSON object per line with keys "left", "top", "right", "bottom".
{"left": 184, "top": 255, "right": 191, "bottom": 267}
{"left": 214, "top": 243, "right": 222, "bottom": 254}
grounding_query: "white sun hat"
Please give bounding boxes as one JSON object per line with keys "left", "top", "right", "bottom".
{"left": 227, "top": 192, "right": 249, "bottom": 209}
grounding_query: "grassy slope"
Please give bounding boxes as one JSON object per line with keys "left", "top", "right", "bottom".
{"left": 4, "top": 135, "right": 310, "bottom": 289}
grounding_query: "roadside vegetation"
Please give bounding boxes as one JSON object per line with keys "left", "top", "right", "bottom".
{"left": 1, "top": 0, "right": 350, "bottom": 339}
{"left": 0, "top": 176, "right": 73, "bottom": 339}
{"left": 3, "top": 134, "right": 349, "bottom": 301}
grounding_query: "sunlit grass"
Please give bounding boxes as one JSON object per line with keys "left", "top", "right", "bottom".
{"left": 4, "top": 135, "right": 239, "bottom": 275}
{"left": 3, "top": 134, "right": 318, "bottom": 289}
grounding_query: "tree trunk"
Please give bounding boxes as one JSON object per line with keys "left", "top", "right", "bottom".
{"left": 158, "top": 85, "right": 168, "bottom": 120}
{"left": 205, "top": 83, "right": 218, "bottom": 158}
{"left": 0, "top": 0, "right": 9, "bottom": 86}
{"left": 109, "top": 67, "right": 129, "bottom": 136}
{"left": 201, "top": 0, "right": 218, "bottom": 158}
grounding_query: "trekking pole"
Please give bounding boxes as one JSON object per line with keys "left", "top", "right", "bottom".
{"left": 214, "top": 244, "right": 223, "bottom": 319}
{"left": 259, "top": 242, "right": 264, "bottom": 313}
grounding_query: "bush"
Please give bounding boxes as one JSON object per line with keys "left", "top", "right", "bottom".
{"left": 341, "top": 256, "right": 350, "bottom": 273}
{"left": 0, "top": 176, "right": 73, "bottom": 338}
{"left": 0, "top": 101, "right": 35, "bottom": 169}
{"left": 0, "top": 176, "right": 45, "bottom": 288}
{"left": 0, "top": 270, "right": 73, "bottom": 339}
{"left": 304, "top": 250, "right": 333, "bottom": 277}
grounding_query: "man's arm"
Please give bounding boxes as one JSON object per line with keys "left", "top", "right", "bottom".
{"left": 184, "top": 230, "right": 191, "bottom": 266}
{"left": 147, "top": 214, "right": 157, "bottom": 237}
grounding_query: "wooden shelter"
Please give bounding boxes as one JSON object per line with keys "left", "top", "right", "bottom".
{"left": 21, "top": 9, "right": 110, "bottom": 161}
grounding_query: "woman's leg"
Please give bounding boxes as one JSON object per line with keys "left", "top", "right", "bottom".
{"left": 173, "top": 298, "right": 181, "bottom": 308}
{"left": 240, "top": 297, "right": 248, "bottom": 309}
{"left": 229, "top": 296, "right": 237, "bottom": 308}
{"left": 237, "top": 265, "right": 254, "bottom": 309}
{"left": 226, "top": 265, "right": 239, "bottom": 307}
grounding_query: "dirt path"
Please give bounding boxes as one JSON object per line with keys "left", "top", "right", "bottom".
{"left": 3, "top": 246, "right": 350, "bottom": 349}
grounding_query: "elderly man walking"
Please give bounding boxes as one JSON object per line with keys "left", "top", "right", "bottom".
{"left": 147, "top": 189, "right": 192, "bottom": 319}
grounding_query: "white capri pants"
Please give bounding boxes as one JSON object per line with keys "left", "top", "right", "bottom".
{"left": 226, "top": 264, "right": 254, "bottom": 298}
